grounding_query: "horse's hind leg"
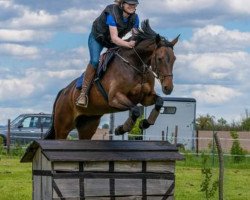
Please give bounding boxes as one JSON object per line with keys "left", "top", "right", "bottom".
{"left": 76, "top": 115, "right": 102, "bottom": 139}
{"left": 139, "top": 96, "right": 164, "bottom": 130}
{"left": 115, "top": 106, "right": 140, "bottom": 135}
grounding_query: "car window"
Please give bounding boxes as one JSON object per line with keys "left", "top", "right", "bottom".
{"left": 41, "top": 117, "right": 52, "bottom": 128}
{"left": 11, "top": 115, "right": 24, "bottom": 127}
{"left": 22, "top": 117, "right": 39, "bottom": 128}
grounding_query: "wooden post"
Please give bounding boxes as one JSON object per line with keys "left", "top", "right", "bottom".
{"left": 40, "top": 122, "right": 44, "bottom": 139}
{"left": 174, "top": 125, "right": 178, "bottom": 145}
{"left": 196, "top": 130, "right": 199, "bottom": 156}
{"left": 109, "top": 113, "right": 114, "bottom": 140}
{"left": 214, "top": 132, "right": 224, "bottom": 200}
{"left": 161, "top": 131, "right": 165, "bottom": 141}
{"left": 7, "top": 119, "right": 11, "bottom": 154}
{"left": 103, "top": 132, "right": 106, "bottom": 140}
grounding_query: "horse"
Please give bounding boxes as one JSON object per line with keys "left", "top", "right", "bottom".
{"left": 44, "top": 20, "right": 179, "bottom": 140}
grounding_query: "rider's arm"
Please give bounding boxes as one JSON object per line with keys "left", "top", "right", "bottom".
{"left": 109, "top": 26, "right": 135, "bottom": 48}
{"left": 106, "top": 14, "right": 135, "bottom": 48}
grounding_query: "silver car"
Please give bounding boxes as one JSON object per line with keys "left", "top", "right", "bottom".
{"left": 0, "top": 113, "right": 52, "bottom": 145}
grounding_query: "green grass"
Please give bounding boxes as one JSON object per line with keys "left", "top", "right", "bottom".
{"left": 0, "top": 156, "right": 32, "bottom": 200}
{"left": 0, "top": 155, "right": 250, "bottom": 200}
{"left": 175, "top": 165, "right": 250, "bottom": 200}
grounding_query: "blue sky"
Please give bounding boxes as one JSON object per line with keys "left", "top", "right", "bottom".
{"left": 0, "top": 0, "right": 250, "bottom": 125}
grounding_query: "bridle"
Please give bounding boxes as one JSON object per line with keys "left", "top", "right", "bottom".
{"left": 153, "top": 45, "right": 174, "bottom": 82}
{"left": 115, "top": 42, "right": 174, "bottom": 82}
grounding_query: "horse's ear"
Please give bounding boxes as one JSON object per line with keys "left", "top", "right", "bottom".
{"left": 171, "top": 34, "right": 180, "bottom": 46}
{"left": 155, "top": 34, "right": 161, "bottom": 45}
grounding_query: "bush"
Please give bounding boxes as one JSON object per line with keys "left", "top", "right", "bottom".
{"left": 230, "top": 131, "right": 246, "bottom": 163}
{"left": 200, "top": 153, "right": 218, "bottom": 199}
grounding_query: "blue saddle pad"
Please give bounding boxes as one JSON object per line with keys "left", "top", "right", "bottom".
{"left": 76, "top": 73, "right": 84, "bottom": 90}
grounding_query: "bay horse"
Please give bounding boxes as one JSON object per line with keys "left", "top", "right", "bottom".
{"left": 45, "top": 20, "right": 179, "bottom": 140}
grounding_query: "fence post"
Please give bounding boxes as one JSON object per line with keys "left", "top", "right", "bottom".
{"left": 174, "top": 125, "right": 178, "bottom": 145}
{"left": 40, "top": 122, "right": 44, "bottom": 139}
{"left": 7, "top": 119, "right": 11, "bottom": 154}
{"left": 196, "top": 130, "right": 199, "bottom": 156}
{"left": 109, "top": 113, "right": 114, "bottom": 140}
{"left": 161, "top": 131, "right": 165, "bottom": 141}
{"left": 214, "top": 132, "right": 224, "bottom": 200}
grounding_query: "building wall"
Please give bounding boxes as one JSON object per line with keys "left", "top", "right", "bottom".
{"left": 197, "top": 131, "right": 250, "bottom": 153}
{"left": 92, "top": 128, "right": 109, "bottom": 140}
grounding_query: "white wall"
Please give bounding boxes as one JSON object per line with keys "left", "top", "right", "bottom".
{"left": 110, "top": 97, "right": 196, "bottom": 150}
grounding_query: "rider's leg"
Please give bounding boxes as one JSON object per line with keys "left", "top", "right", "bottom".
{"left": 76, "top": 33, "right": 103, "bottom": 107}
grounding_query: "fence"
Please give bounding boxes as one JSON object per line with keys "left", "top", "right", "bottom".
{"left": 97, "top": 130, "right": 250, "bottom": 155}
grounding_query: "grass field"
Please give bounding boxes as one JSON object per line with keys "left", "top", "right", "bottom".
{"left": 0, "top": 155, "right": 250, "bottom": 200}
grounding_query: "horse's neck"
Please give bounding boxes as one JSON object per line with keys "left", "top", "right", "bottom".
{"left": 135, "top": 40, "right": 156, "bottom": 60}
{"left": 121, "top": 44, "right": 155, "bottom": 67}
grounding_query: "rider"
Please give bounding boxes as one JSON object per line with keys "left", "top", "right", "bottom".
{"left": 76, "top": 0, "right": 140, "bottom": 107}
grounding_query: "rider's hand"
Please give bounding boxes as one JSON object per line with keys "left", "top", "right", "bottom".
{"left": 126, "top": 40, "right": 136, "bottom": 48}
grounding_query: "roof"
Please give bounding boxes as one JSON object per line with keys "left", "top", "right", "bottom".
{"left": 162, "top": 97, "right": 196, "bottom": 103}
{"left": 21, "top": 140, "right": 184, "bottom": 162}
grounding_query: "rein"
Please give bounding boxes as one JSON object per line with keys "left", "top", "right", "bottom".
{"left": 115, "top": 46, "right": 174, "bottom": 81}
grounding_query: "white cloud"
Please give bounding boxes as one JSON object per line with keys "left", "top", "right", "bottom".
{"left": 8, "top": 9, "right": 57, "bottom": 28}
{"left": 191, "top": 85, "right": 241, "bottom": 104}
{"left": 163, "top": 0, "right": 217, "bottom": 13}
{"left": 0, "top": 29, "right": 52, "bottom": 42}
{"left": 60, "top": 8, "right": 99, "bottom": 33}
{"left": 180, "top": 25, "right": 250, "bottom": 53}
{"left": 0, "top": 79, "right": 35, "bottom": 101}
{"left": 228, "top": 0, "right": 250, "bottom": 14}
{"left": 0, "top": 43, "right": 40, "bottom": 59}
{"left": 0, "top": 107, "right": 35, "bottom": 125}
{"left": 47, "top": 70, "right": 80, "bottom": 79}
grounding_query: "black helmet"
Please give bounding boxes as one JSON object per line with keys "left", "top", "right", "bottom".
{"left": 123, "top": 0, "right": 139, "bottom": 5}
{"left": 114, "top": 0, "right": 122, "bottom": 4}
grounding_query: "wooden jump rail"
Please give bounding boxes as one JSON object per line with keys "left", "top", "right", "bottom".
{"left": 21, "top": 140, "right": 184, "bottom": 200}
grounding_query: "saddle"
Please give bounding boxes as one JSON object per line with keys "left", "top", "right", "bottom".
{"left": 76, "top": 48, "right": 118, "bottom": 90}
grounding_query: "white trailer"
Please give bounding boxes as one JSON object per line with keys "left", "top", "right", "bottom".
{"left": 110, "top": 97, "right": 196, "bottom": 150}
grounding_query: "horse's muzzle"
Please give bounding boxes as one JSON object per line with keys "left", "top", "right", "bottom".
{"left": 162, "top": 86, "right": 173, "bottom": 95}
{"left": 161, "top": 78, "right": 173, "bottom": 95}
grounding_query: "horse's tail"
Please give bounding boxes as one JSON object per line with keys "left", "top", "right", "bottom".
{"left": 43, "top": 88, "right": 64, "bottom": 140}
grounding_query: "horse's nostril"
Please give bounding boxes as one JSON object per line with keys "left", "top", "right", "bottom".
{"left": 163, "top": 86, "right": 173, "bottom": 95}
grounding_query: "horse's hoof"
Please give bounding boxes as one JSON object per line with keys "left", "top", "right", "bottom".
{"left": 131, "top": 106, "right": 140, "bottom": 121}
{"left": 115, "top": 125, "right": 126, "bottom": 135}
{"left": 139, "top": 119, "right": 150, "bottom": 130}
{"left": 155, "top": 97, "right": 164, "bottom": 111}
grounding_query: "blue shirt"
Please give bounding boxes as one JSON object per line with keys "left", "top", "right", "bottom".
{"left": 106, "top": 14, "right": 139, "bottom": 28}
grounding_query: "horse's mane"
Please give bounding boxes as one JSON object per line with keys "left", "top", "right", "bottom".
{"left": 133, "top": 19, "right": 172, "bottom": 47}
{"left": 134, "top": 19, "right": 158, "bottom": 42}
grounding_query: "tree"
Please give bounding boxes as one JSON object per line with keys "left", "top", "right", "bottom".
{"left": 102, "top": 123, "right": 109, "bottom": 129}
{"left": 216, "top": 117, "right": 229, "bottom": 131}
{"left": 230, "top": 131, "right": 246, "bottom": 163}
{"left": 196, "top": 114, "right": 214, "bottom": 130}
{"left": 241, "top": 117, "right": 250, "bottom": 131}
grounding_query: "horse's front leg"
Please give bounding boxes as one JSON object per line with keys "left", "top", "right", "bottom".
{"left": 115, "top": 106, "right": 140, "bottom": 135}
{"left": 139, "top": 96, "right": 164, "bottom": 129}
{"left": 109, "top": 91, "right": 134, "bottom": 110}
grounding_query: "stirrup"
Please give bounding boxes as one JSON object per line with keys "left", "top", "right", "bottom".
{"left": 76, "top": 93, "right": 88, "bottom": 108}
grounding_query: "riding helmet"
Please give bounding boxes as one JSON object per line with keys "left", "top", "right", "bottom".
{"left": 123, "top": 0, "right": 139, "bottom": 5}
{"left": 114, "top": 0, "right": 122, "bottom": 4}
